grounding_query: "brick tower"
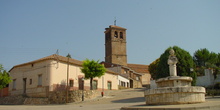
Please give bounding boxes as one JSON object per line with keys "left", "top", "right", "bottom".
{"left": 104, "top": 25, "right": 127, "bottom": 66}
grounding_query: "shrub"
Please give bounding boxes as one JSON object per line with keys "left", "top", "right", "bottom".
{"left": 214, "top": 82, "right": 220, "bottom": 89}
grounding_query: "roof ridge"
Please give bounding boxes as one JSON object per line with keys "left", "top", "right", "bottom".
{"left": 128, "top": 63, "right": 148, "bottom": 66}
{"left": 9, "top": 55, "right": 118, "bottom": 75}
{"left": 9, "top": 54, "right": 83, "bottom": 71}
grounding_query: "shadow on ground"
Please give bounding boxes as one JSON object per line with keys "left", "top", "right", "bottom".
{"left": 123, "top": 88, "right": 146, "bottom": 92}
{"left": 205, "top": 96, "right": 220, "bottom": 99}
{"left": 111, "top": 97, "right": 145, "bottom": 103}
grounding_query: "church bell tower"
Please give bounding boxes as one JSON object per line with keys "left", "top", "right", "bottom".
{"left": 104, "top": 25, "right": 127, "bottom": 66}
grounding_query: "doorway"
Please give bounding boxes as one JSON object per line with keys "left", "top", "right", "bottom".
{"left": 130, "top": 79, "right": 133, "bottom": 88}
{"left": 23, "top": 78, "right": 27, "bottom": 94}
{"left": 78, "top": 77, "right": 84, "bottom": 90}
{"left": 107, "top": 81, "right": 112, "bottom": 90}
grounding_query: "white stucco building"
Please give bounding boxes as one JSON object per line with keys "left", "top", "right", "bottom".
{"left": 9, "top": 54, "right": 119, "bottom": 97}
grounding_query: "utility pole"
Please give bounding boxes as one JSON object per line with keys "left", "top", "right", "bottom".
{"left": 102, "top": 76, "right": 104, "bottom": 97}
{"left": 82, "top": 77, "right": 84, "bottom": 101}
{"left": 66, "top": 57, "right": 69, "bottom": 103}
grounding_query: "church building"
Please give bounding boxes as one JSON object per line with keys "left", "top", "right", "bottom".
{"left": 102, "top": 25, "right": 151, "bottom": 88}
{"left": 7, "top": 25, "right": 151, "bottom": 98}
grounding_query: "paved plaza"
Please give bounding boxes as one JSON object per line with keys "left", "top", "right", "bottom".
{"left": 0, "top": 88, "right": 220, "bottom": 110}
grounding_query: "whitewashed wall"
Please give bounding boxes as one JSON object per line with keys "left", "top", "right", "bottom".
{"left": 197, "top": 69, "right": 220, "bottom": 87}
{"left": 118, "top": 75, "right": 129, "bottom": 87}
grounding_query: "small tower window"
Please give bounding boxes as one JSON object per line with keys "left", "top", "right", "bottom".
{"left": 114, "top": 31, "right": 118, "bottom": 38}
{"left": 120, "top": 32, "right": 123, "bottom": 39}
{"left": 30, "top": 79, "right": 32, "bottom": 85}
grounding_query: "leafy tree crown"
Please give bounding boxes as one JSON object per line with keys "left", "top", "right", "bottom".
{"left": 81, "top": 59, "right": 106, "bottom": 79}
{"left": 151, "top": 46, "right": 197, "bottom": 85}
{"left": 0, "top": 64, "right": 11, "bottom": 89}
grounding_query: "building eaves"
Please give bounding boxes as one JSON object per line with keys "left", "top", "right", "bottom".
{"left": 9, "top": 54, "right": 118, "bottom": 76}
{"left": 9, "top": 54, "right": 83, "bottom": 72}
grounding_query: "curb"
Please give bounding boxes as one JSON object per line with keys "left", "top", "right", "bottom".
{"left": 121, "top": 105, "right": 220, "bottom": 110}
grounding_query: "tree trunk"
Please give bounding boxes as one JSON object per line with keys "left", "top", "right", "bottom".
{"left": 90, "top": 77, "right": 93, "bottom": 90}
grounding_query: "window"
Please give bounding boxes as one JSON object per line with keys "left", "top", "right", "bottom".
{"left": 30, "top": 79, "right": 32, "bottom": 85}
{"left": 107, "top": 81, "right": 112, "bottom": 90}
{"left": 136, "top": 76, "right": 139, "bottom": 80}
{"left": 120, "top": 32, "right": 123, "bottom": 39}
{"left": 114, "top": 31, "right": 118, "bottom": 38}
{"left": 13, "top": 79, "right": 16, "bottom": 89}
{"left": 38, "top": 75, "right": 42, "bottom": 86}
{"left": 92, "top": 80, "right": 98, "bottom": 90}
{"left": 120, "top": 81, "right": 126, "bottom": 87}
{"left": 69, "top": 80, "right": 74, "bottom": 87}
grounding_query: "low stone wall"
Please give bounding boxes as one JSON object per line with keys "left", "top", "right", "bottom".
{"left": 0, "top": 95, "right": 49, "bottom": 105}
{"left": 48, "top": 90, "right": 99, "bottom": 104}
{"left": 0, "top": 90, "right": 99, "bottom": 105}
{"left": 24, "top": 98, "right": 49, "bottom": 105}
{"left": 0, "top": 95, "right": 26, "bottom": 105}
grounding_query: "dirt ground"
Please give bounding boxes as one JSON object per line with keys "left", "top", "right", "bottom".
{"left": 0, "top": 88, "right": 146, "bottom": 110}
{"left": 77, "top": 88, "right": 145, "bottom": 104}
{"left": 1, "top": 88, "right": 219, "bottom": 110}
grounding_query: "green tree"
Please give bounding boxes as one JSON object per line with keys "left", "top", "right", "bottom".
{"left": 193, "top": 48, "right": 211, "bottom": 67}
{"left": 81, "top": 59, "right": 106, "bottom": 90}
{"left": 149, "top": 58, "right": 160, "bottom": 79}
{"left": 216, "top": 53, "right": 220, "bottom": 67}
{"left": 213, "top": 53, "right": 220, "bottom": 79}
{"left": 194, "top": 48, "right": 220, "bottom": 79}
{"left": 0, "top": 64, "right": 11, "bottom": 89}
{"left": 156, "top": 46, "right": 197, "bottom": 85}
{"left": 208, "top": 52, "right": 218, "bottom": 65}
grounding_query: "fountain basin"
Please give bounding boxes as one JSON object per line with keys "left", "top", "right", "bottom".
{"left": 156, "top": 76, "right": 193, "bottom": 88}
{"left": 144, "top": 86, "right": 206, "bottom": 105}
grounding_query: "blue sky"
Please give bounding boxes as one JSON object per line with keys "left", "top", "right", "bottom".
{"left": 0, "top": 0, "right": 220, "bottom": 70}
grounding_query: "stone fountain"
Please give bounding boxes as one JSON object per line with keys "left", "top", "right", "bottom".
{"left": 144, "top": 49, "right": 206, "bottom": 105}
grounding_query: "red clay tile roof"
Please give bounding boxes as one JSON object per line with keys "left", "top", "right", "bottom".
{"left": 127, "top": 63, "right": 149, "bottom": 74}
{"left": 10, "top": 54, "right": 82, "bottom": 69}
{"left": 9, "top": 54, "right": 82, "bottom": 72}
{"left": 101, "top": 61, "right": 147, "bottom": 75}
{"left": 9, "top": 54, "right": 118, "bottom": 75}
